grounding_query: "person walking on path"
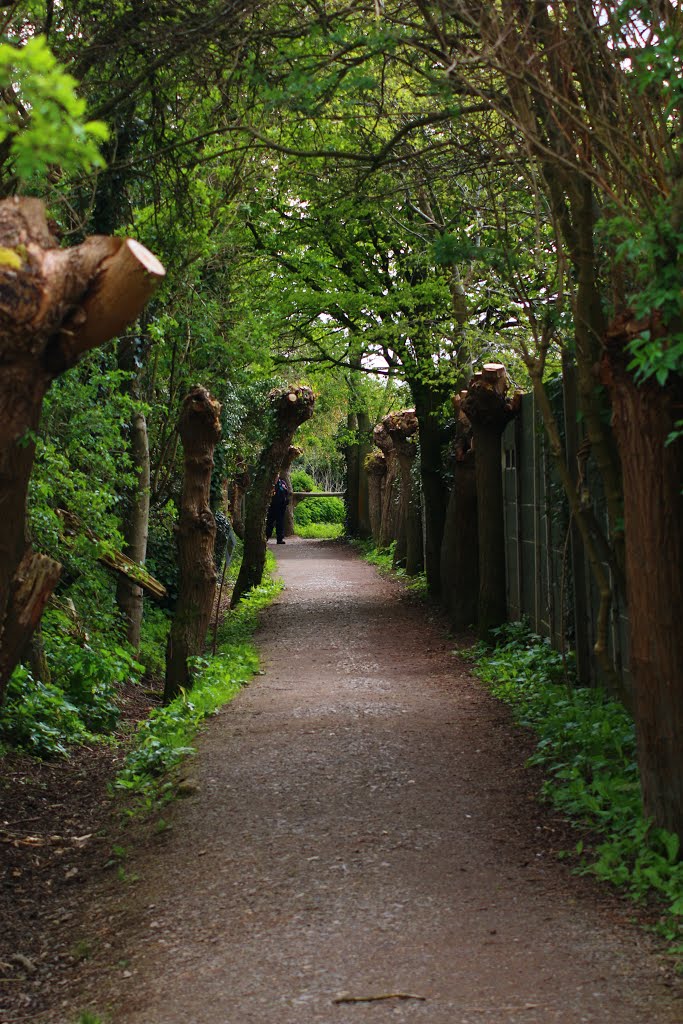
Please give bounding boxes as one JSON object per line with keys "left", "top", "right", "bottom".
{"left": 266, "top": 475, "right": 289, "bottom": 544}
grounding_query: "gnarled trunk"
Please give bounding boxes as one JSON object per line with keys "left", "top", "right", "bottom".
{"left": 164, "top": 388, "right": 222, "bottom": 703}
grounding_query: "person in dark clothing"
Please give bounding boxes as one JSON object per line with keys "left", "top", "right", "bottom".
{"left": 266, "top": 476, "right": 289, "bottom": 544}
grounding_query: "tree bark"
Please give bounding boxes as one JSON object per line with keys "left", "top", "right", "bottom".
{"left": 0, "top": 553, "right": 62, "bottom": 692}
{"left": 384, "top": 410, "right": 422, "bottom": 575}
{"left": 364, "top": 450, "right": 386, "bottom": 545}
{"left": 412, "top": 383, "right": 448, "bottom": 597}
{"left": 440, "top": 403, "right": 478, "bottom": 630}
{"left": 231, "top": 386, "right": 314, "bottom": 606}
{"left": 164, "top": 388, "right": 222, "bottom": 703}
{"left": 0, "top": 196, "right": 164, "bottom": 703}
{"left": 373, "top": 422, "right": 400, "bottom": 550}
{"left": 229, "top": 459, "right": 249, "bottom": 540}
{"left": 461, "top": 365, "right": 520, "bottom": 642}
{"left": 604, "top": 317, "right": 683, "bottom": 840}
{"left": 116, "top": 409, "right": 151, "bottom": 648}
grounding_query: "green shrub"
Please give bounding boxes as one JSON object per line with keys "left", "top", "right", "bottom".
{"left": 0, "top": 665, "right": 93, "bottom": 757}
{"left": 294, "top": 495, "right": 345, "bottom": 526}
{"left": 137, "top": 605, "right": 172, "bottom": 679}
{"left": 146, "top": 501, "right": 180, "bottom": 605}
{"left": 48, "top": 636, "right": 142, "bottom": 732}
{"left": 0, "top": 623, "right": 145, "bottom": 755}
{"left": 291, "top": 468, "right": 315, "bottom": 492}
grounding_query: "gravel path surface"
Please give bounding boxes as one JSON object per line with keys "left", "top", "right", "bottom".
{"left": 76, "top": 539, "right": 681, "bottom": 1024}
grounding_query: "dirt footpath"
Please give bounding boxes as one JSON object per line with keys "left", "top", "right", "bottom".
{"left": 74, "top": 539, "right": 681, "bottom": 1023}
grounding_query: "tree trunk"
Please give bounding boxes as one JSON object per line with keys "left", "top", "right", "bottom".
{"left": 364, "top": 450, "right": 386, "bottom": 545}
{"left": 282, "top": 445, "right": 301, "bottom": 537}
{"left": 231, "top": 386, "right": 314, "bottom": 606}
{"left": 164, "top": 388, "right": 222, "bottom": 703}
{"left": 0, "top": 197, "right": 164, "bottom": 703}
{"left": 373, "top": 422, "right": 400, "bottom": 550}
{"left": 440, "top": 405, "right": 478, "bottom": 630}
{"left": 605, "top": 318, "right": 683, "bottom": 840}
{"left": 412, "top": 384, "right": 447, "bottom": 597}
{"left": 384, "top": 410, "right": 422, "bottom": 575}
{"left": 441, "top": 456, "right": 478, "bottom": 630}
{"left": 461, "top": 365, "right": 520, "bottom": 642}
{"left": 229, "top": 459, "right": 249, "bottom": 540}
{"left": 116, "top": 410, "right": 151, "bottom": 648}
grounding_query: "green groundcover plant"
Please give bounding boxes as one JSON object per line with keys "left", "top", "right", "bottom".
{"left": 113, "top": 553, "right": 282, "bottom": 806}
{"left": 295, "top": 522, "right": 344, "bottom": 539}
{"left": 356, "top": 539, "right": 428, "bottom": 599}
{"left": 471, "top": 622, "right": 683, "bottom": 952}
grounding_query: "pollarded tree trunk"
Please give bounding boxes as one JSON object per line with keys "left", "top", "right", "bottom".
{"left": 0, "top": 197, "right": 164, "bottom": 702}
{"left": 282, "top": 445, "right": 301, "bottom": 537}
{"left": 116, "top": 409, "right": 151, "bottom": 648}
{"left": 461, "top": 364, "right": 520, "bottom": 642}
{"left": 364, "top": 450, "right": 386, "bottom": 546}
{"left": 164, "top": 388, "right": 222, "bottom": 703}
{"left": 384, "top": 410, "right": 423, "bottom": 576}
{"left": 605, "top": 316, "right": 683, "bottom": 840}
{"left": 440, "top": 405, "right": 478, "bottom": 631}
{"left": 231, "top": 386, "right": 315, "bottom": 606}
{"left": 373, "top": 422, "right": 401, "bottom": 550}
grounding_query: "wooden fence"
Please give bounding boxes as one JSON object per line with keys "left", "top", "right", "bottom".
{"left": 501, "top": 382, "right": 630, "bottom": 698}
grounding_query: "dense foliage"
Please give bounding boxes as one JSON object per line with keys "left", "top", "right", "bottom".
{"left": 293, "top": 496, "right": 346, "bottom": 527}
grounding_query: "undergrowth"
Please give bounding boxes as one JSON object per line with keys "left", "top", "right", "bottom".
{"left": 355, "top": 539, "right": 428, "bottom": 598}
{"left": 113, "top": 553, "right": 282, "bottom": 810}
{"left": 471, "top": 621, "right": 683, "bottom": 953}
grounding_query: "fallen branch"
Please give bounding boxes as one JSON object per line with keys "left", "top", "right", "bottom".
{"left": 57, "top": 510, "right": 167, "bottom": 600}
{"left": 332, "top": 992, "right": 426, "bottom": 1004}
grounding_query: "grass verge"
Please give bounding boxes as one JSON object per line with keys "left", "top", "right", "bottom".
{"left": 294, "top": 522, "right": 344, "bottom": 539}
{"left": 113, "top": 552, "right": 282, "bottom": 810}
{"left": 354, "top": 539, "right": 428, "bottom": 599}
{"left": 470, "top": 621, "right": 683, "bottom": 955}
